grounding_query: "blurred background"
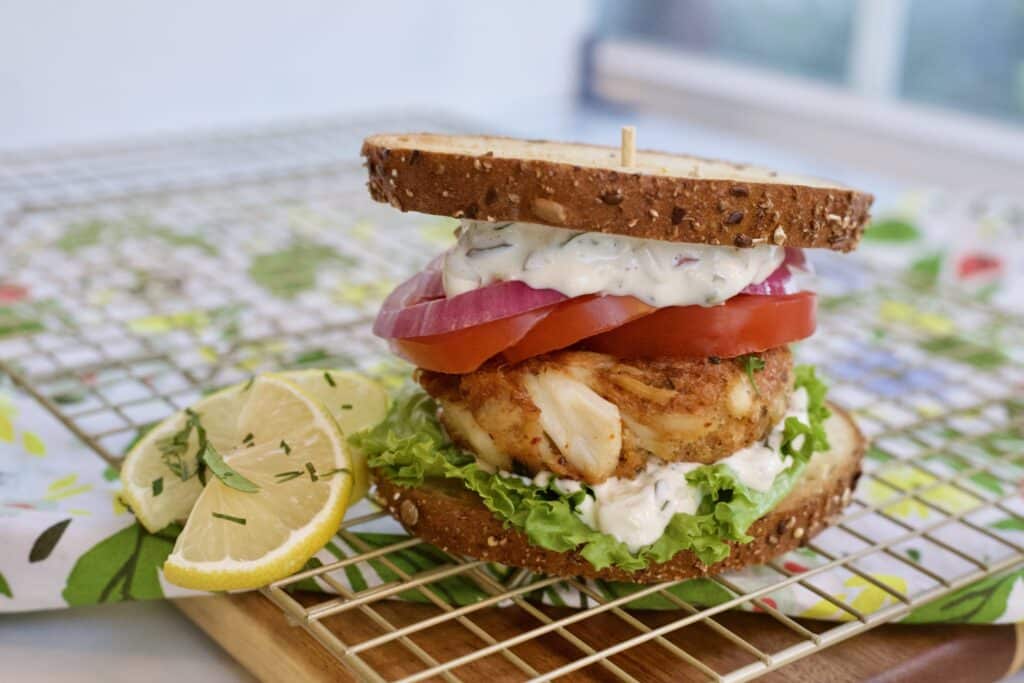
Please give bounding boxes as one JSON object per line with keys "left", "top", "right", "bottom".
{"left": 3, "top": 0, "right": 1023, "bottom": 191}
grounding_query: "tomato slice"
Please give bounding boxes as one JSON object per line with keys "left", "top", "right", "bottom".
{"left": 392, "top": 292, "right": 816, "bottom": 373}
{"left": 582, "top": 292, "right": 817, "bottom": 359}
{"left": 391, "top": 306, "right": 554, "bottom": 374}
{"left": 502, "top": 295, "right": 654, "bottom": 364}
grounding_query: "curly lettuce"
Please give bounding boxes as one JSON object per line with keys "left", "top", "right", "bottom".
{"left": 351, "top": 366, "right": 831, "bottom": 572}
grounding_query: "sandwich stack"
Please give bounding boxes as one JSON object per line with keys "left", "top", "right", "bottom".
{"left": 354, "top": 132, "right": 873, "bottom": 582}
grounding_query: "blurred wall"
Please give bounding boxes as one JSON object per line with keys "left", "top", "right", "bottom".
{"left": 0, "top": 0, "right": 591, "bottom": 149}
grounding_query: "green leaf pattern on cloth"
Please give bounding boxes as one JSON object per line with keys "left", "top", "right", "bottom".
{"left": 286, "top": 557, "right": 326, "bottom": 594}
{"left": 0, "top": 307, "right": 44, "bottom": 339}
{"left": 248, "top": 241, "right": 355, "bottom": 299}
{"left": 63, "top": 523, "right": 179, "bottom": 606}
{"left": 904, "top": 569, "right": 1024, "bottom": 624}
{"left": 29, "top": 519, "right": 72, "bottom": 563}
{"left": 57, "top": 217, "right": 218, "bottom": 256}
{"left": 993, "top": 518, "right": 1024, "bottom": 532}
{"left": 862, "top": 217, "right": 922, "bottom": 243}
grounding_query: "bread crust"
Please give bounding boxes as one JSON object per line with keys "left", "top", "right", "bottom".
{"left": 362, "top": 134, "right": 873, "bottom": 252}
{"left": 374, "top": 405, "right": 864, "bottom": 583}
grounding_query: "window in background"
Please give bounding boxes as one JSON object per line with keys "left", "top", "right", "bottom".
{"left": 595, "top": 0, "right": 1024, "bottom": 126}
{"left": 597, "top": 0, "right": 855, "bottom": 84}
{"left": 901, "top": 0, "right": 1024, "bottom": 125}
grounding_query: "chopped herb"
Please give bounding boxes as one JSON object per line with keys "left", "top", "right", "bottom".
{"left": 320, "top": 467, "right": 351, "bottom": 479}
{"left": 493, "top": 222, "right": 514, "bottom": 231}
{"left": 242, "top": 376, "right": 255, "bottom": 392}
{"left": 465, "top": 243, "right": 512, "bottom": 258}
{"left": 305, "top": 462, "right": 319, "bottom": 482}
{"left": 274, "top": 470, "right": 304, "bottom": 483}
{"left": 242, "top": 432, "right": 254, "bottom": 444}
{"left": 280, "top": 439, "right": 291, "bottom": 455}
{"left": 561, "top": 231, "right": 586, "bottom": 246}
{"left": 212, "top": 512, "right": 247, "bottom": 525}
{"left": 340, "top": 404, "right": 352, "bottom": 411}
{"left": 157, "top": 408, "right": 206, "bottom": 481}
{"left": 323, "top": 371, "right": 336, "bottom": 387}
{"left": 293, "top": 348, "right": 331, "bottom": 365}
{"left": 660, "top": 500, "right": 669, "bottom": 511}
{"left": 743, "top": 355, "right": 766, "bottom": 396}
{"left": 151, "top": 477, "right": 164, "bottom": 497}
{"left": 201, "top": 442, "right": 260, "bottom": 493}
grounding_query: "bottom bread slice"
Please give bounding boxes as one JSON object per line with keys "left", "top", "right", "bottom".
{"left": 375, "top": 404, "right": 865, "bottom": 583}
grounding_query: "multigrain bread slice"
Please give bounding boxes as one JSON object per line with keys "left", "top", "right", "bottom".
{"left": 375, "top": 404, "right": 864, "bottom": 583}
{"left": 362, "top": 134, "right": 873, "bottom": 251}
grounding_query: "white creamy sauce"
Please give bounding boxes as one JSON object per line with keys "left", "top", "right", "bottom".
{"left": 724, "top": 444, "right": 791, "bottom": 492}
{"left": 589, "top": 461, "right": 703, "bottom": 551}
{"left": 443, "top": 220, "right": 785, "bottom": 308}
{"left": 492, "top": 387, "right": 810, "bottom": 552}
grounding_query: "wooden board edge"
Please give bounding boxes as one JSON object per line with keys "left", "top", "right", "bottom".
{"left": 173, "top": 593, "right": 354, "bottom": 683}
{"left": 173, "top": 591, "right": 1020, "bottom": 682}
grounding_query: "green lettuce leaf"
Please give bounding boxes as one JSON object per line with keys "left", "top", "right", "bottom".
{"left": 782, "top": 365, "right": 831, "bottom": 462}
{"left": 351, "top": 366, "right": 830, "bottom": 572}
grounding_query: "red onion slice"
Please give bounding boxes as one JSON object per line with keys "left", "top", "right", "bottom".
{"left": 374, "top": 267, "right": 567, "bottom": 339}
{"left": 740, "top": 248, "right": 815, "bottom": 296}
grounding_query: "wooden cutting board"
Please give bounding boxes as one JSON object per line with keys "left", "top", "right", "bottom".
{"left": 175, "top": 593, "right": 1023, "bottom": 682}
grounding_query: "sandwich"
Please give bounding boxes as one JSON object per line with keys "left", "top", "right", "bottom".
{"left": 352, "top": 133, "right": 871, "bottom": 582}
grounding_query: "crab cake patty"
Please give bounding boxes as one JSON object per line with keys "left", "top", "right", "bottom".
{"left": 418, "top": 347, "right": 793, "bottom": 485}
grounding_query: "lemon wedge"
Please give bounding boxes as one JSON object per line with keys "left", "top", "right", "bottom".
{"left": 119, "top": 370, "right": 387, "bottom": 591}
{"left": 162, "top": 374, "right": 349, "bottom": 590}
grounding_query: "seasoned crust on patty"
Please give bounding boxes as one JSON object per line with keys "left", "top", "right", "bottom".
{"left": 417, "top": 347, "right": 792, "bottom": 485}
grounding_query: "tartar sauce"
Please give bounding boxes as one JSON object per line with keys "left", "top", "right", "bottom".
{"left": 499, "top": 388, "right": 810, "bottom": 552}
{"left": 443, "top": 220, "right": 784, "bottom": 308}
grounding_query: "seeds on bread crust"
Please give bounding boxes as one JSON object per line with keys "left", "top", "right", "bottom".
{"left": 362, "top": 134, "right": 873, "bottom": 252}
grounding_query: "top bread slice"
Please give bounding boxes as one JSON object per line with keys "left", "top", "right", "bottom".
{"left": 362, "top": 133, "right": 873, "bottom": 251}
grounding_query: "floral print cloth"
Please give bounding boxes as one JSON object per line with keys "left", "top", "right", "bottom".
{"left": 1, "top": 129, "right": 1022, "bottom": 623}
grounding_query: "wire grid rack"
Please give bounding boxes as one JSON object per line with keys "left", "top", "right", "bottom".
{"left": 2, "top": 117, "right": 1024, "bottom": 682}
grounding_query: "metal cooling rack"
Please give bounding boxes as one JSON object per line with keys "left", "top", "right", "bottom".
{"left": 2, "top": 116, "right": 1023, "bottom": 682}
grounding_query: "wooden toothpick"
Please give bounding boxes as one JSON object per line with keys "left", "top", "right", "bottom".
{"left": 621, "top": 125, "right": 636, "bottom": 167}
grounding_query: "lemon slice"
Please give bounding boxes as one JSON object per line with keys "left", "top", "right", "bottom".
{"left": 120, "top": 369, "right": 387, "bottom": 534}
{"left": 280, "top": 369, "right": 389, "bottom": 502}
{"left": 119, "top": 382, "right": 242, "bottom": 534}
{"left": 162, "top": 374, "right": 349, "bottom": 590}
